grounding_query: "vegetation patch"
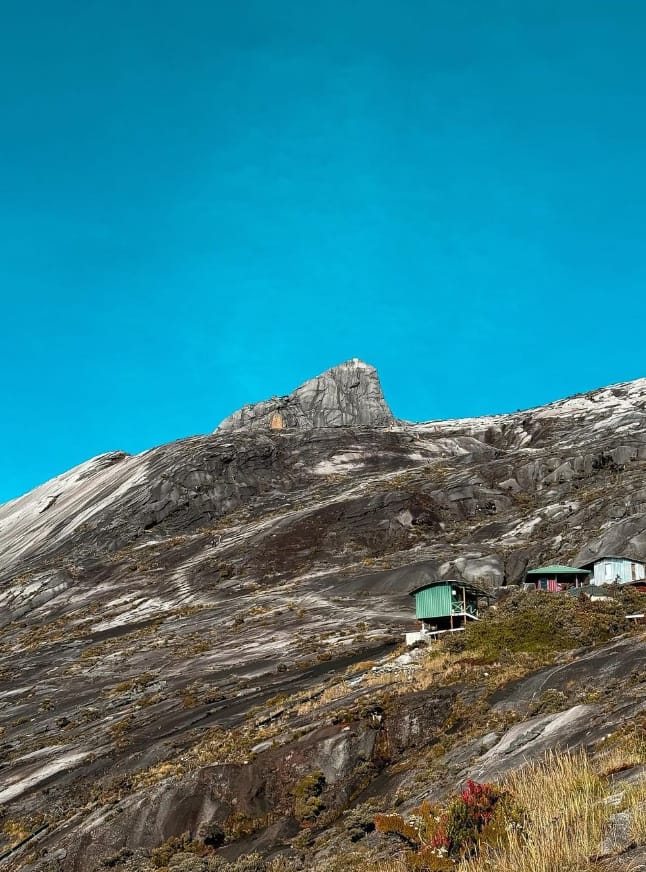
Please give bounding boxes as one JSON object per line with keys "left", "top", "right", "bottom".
{"left": 369, "top": 748, "right": 646, "bottom": 872}
{"left": 445, "top": 589, "right": 633, "bottom": 660}
{"left": 293, "top": 770, "right": 327, "bottom": 823}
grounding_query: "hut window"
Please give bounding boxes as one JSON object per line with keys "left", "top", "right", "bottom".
{"left": 605, "top": 563, "right": 613, "bottom": 580}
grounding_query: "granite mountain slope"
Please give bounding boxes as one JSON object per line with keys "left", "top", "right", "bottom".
{"left": 0, "top": 362, "right": 645, "bottom": 871}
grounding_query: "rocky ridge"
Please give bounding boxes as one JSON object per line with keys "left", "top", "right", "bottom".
{"left": 215, "top": 359, "right": 395, "bottom": 432}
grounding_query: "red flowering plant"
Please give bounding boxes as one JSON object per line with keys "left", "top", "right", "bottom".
{"left": 375, "top": 779, "right": 520, "bottom": 870}
{"left": 442, "top": 780, "right": 500, "bottom": 855}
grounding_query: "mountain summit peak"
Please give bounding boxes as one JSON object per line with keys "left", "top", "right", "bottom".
{"left": 215, "top": 359, "right": 395, "bottom": 432}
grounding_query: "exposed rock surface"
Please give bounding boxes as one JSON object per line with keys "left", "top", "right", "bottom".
{"left": 215, "top": 359, "right": 396, "bottom": 431}
{"left": 0, "top": 365, "right": 645, "bottom": 871}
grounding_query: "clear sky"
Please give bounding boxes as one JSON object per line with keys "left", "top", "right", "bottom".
{"left": 1, "top": 1, "right": 645, "bottom": 502}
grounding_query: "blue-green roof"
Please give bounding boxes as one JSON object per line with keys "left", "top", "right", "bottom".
{"left": 408, "top": 580, "right": 489, "bottom": 597}
{"left": 526, "top": 564, "right": 591, "bottom": 575}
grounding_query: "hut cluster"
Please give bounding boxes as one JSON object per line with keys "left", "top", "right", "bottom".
{"left": 406, "top": 554, "right": 646, "bottom": 646}
{"left": 523, "top": 555, "right": 646, "bottom": 593}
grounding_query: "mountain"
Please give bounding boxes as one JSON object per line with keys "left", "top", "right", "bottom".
{"left": 1, "top": 364, "right": 645, "bottom": 872}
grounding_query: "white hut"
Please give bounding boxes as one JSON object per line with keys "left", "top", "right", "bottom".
{"left": 578, "top": 555, "right": 646, "bottom": 586}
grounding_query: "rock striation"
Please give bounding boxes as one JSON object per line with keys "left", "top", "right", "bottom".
{"left": 215, "top": 358, "right": 396, "bottom": 432}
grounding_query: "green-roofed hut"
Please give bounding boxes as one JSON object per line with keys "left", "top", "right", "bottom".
{"left": 524, "top": 564, "right": 591, "bottom": 592}
{"left": 408, "top": 580, "right": 491, "bottom": 637}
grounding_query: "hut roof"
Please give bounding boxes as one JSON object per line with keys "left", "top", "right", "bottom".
{"left": 577, "top": 555, "right": 646, "bottom": 570}
{"left": 408, "top": 579, "right": 490, "bottom": 598}
{"left": 526, "top": 564, "right": 591, "bottom": 576}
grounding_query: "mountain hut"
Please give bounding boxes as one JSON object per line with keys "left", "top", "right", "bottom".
{"left": 577, "top": 555, "right": 646, "bottom": 586}
{"left": 524, "top": 564, "right": 591, "bottom": 592}
{"left": 406, "top": 580, "right": 490, "bottom": 643}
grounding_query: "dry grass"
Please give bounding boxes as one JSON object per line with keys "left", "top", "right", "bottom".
{"left": 370, "top": 864, "right": 409, "bottom": 872}
{"left": 374, "top": 648, "right": 542, "bottom": 697}
{"left": 622, "top": 780, "right": 646, "bottom": 844}
{"left": 362, "top": 670, "right": 404, "bottom": 689}
{"left": 295, "top": 681, "right": 353, "bottom": 715}
{"left": 595, "top": 741, "right": 646, "bottom": 779}
{"left": 265, "top": 635, "right": 555, "bottom": 729}
{"left": 130, "top": 761, "right": 183, "bottom": 790}
{"left": 363, "top": 747, "right": 645, "bottom": 872}
{"left": 361, "top": 859, "right": 407, "bottom": 872}
{"left": 465, "top": 751, "right": 604, "bottom": 872}
{"left": 593, "top": 722, "right": 646, "bottom": 778}
{"left": 458, "top": 750, "right": 644, "bottom": 872}
{"left": 346, "top": 659, "right": 378, "bottom": 675}
{"left": 2, "top": 819, "right": 31, "bottom": 848}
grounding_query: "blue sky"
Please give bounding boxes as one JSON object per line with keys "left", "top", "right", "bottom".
{"left": 1, "top": 0, "right": 645, "bottom": 502}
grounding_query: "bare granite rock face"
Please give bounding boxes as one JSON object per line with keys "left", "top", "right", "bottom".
{"left": 1, "top": 366, "right": 646, "bottom": 871}
{"left": 215, "top": 359, "right": 396, "bottom": 432}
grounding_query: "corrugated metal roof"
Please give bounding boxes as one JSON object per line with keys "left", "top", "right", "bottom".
{"left": 577, "top": 555, "right": 646, "bottom": 570}
{"left": 526, "top": 564, "right": 591, "bottom": 575}
{"left": 408, "top": 579, "right": 490, "bottom": 597}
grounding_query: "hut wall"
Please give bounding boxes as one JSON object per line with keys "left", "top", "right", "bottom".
{"left": 415, "top": 584, "right": 452, "bottom": 619}
{"left": 591, "top": 558, "right": 646, "bottom": 585}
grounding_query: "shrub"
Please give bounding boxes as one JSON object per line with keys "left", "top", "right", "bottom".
{"left": 292, "top": 771, "right": 326, "bottom": 822}
{"left": 456, "top": 590, "right": 630, "bottom": 661}
{"left": 150, "top": 833, "right": 196, "bottom": 868}
{"left": 527, "top": 688, "right": 568, "bottom": 716}
{"left": 343, "top": 801, "right": 379, "bottom": 842}
{"left": 198, "top": 821, "right": 225, "bottom": 848}
{"left": 442, "top": 781, "right": 502, "bottom": 856}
